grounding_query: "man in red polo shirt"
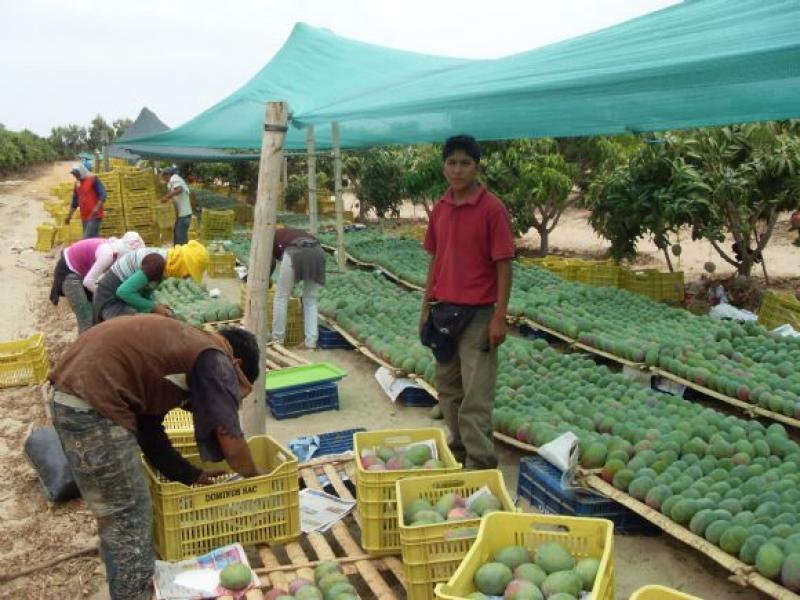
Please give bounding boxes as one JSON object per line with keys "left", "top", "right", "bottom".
{"left": 420, "top": 135, "right": 515, "bottom": 469}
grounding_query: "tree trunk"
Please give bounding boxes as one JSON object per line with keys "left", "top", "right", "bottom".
{"left": 662, "top": 247, "right": 674, "bottom": 272}
{"left": 422, "top": 200, "right": 433, "bottom": 220}
{"left": 537, "top": 226, "right": 549, "bottom": 256}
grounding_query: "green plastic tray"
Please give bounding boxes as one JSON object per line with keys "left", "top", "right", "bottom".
{"left": 265, "top": 362, "right": 347, "bottom": 391}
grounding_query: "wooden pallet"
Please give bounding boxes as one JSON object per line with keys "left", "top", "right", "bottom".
{"left": 586, "top": 475, "right": 800, "bottom": 600}
{"left": 319, "top": 316, "right": 404, "bottom": 378}
{"left": 265, "top": 342, "right": 311, "bottom": 370}
{"left": 651, "top": 368, "right": 800, "bottom": 431}
{"left": 253, "top": 457, "right": 406, "bottom": 600}
{"left": 517, "top": 318, "right": 577, "bottom": 344}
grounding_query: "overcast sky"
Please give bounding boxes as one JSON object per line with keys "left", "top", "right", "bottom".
{"left": 1, "top": 0, "right": 678, "bottom": 136}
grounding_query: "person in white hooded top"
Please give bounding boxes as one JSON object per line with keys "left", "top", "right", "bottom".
{"left": 50, "top": 232, "right": 145, "bottom": 333}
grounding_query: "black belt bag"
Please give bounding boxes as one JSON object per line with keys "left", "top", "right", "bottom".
{"left": 421, "top": 303, "right": 479, "bottom": 363}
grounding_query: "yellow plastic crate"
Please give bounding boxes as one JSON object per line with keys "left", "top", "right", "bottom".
{"left": 588, "top": 264, "right": 623, "bottom": 288}
{"left": 434, "top": 512, "right": 614, "bottom": 600}
{"left": 156, "top": 203, "right": 176, "bottom": 228}
{"left": 354, "top": 428, "right": 462, "bottom": 556}
{"left": 35, "top": 223, "right": 57, "bottom": 251}
{"left": 758, "top": 291, "right": 800, "bottom": 331}
{"left": 163, "top": 408, "right": 193, "bottom": 429}
{"left": 0, "top": 333, "right": 49, "bottom": 388}
{"left": 240, "top": 285, "right": 303, "bottom": 346}
{"left": 144, "top": 435, "right": 300, "bottom": 560}
{"left": 208, "top": 251, "right": 236, "bottom": 278}
{"left": 157, "top": 409, "right": 198, "bottom": 455}
{"left": 630, "top": 585, "right": 703, "bottom": 600}
{"left": 397, "top": 470, "right": 516, "bottom": 600}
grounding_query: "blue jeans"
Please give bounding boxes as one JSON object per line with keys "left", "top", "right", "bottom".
{"left": 173, "top": 215, "right": 191, "bottom": 246}
{"left": 51, "top": 394, "right": 154, "bottom": 600}
{"left": 83, "top": 218, "right": 101, "bottom": 238}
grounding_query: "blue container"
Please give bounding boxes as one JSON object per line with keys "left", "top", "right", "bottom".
{"left": 397, "top": 386, "right": 437, "bottom": 407}
{"left": 317, "top": 428, "right": 366, "bottom": 457}
{"left": 267, "top": 381, "right": 339, "bottom": 420}
{"left": 517, "top": 456, "right": 658, "bottom": 534}
{"left": 318, "top": 325, "right": 355, "bottom": 350}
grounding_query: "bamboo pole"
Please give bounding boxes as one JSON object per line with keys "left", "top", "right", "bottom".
{"left": 307, "top": 127, "right": 318, "bottom": 234}
{"left": 332, "top": 122, "right": 346, "bottom": 271}
{"left": 241, "top": 101, "right": 288, "bottom": 437}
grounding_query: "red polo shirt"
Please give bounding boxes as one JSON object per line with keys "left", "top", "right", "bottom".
{"left": 423, "top": 184, "right": 515, "bottom": 305}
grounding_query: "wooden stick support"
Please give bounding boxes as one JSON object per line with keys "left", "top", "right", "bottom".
{"left": 241, "top": 100, "right": 288, "bottom": 437}
{"left": 331, "top": 122, "right": 346, "bottom": 272}
{"left": 307, "top": 126, "right": 318, "bottom": 234}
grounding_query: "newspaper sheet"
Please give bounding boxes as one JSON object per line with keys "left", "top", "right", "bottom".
{"left": 153, "top": 543, "right": 259, "bottom": 600}
{"left": 299, "top": 488, "right": 356, "bottom": 533}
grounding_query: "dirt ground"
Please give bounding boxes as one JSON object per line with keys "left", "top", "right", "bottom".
{"left": 0, "top": 164, "right": 773, "bottom": 599}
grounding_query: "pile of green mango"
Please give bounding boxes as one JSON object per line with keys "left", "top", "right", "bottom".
{"left": 153, "top": 278, "right": 242, "bottom": 327}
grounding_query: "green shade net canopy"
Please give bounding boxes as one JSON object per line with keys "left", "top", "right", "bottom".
{"left": 125, "top": 0, "right": 800, "bottom": 153}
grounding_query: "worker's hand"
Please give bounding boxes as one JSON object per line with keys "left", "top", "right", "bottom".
{"left": 160, "top": 196, "right": 168, "bottom": 204}
{"left": 152, "top": 303, "right": 174, "bottom": 317}
{"left": 488, "top": 313, "right": 507, "bottom": 349}
{"left": 64, "top": 215, "right": 71, "bottom": 225}
{"left": 195, "top": 470, "right": 228, "bottom": 485}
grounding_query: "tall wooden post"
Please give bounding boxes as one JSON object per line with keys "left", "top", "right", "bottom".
{"left": 93, "top": 150, "right": 100, "bottom": 173}
{"left": 332, "top": 122, "right": 346, "bottom": 271}
{"left": 241, "top": 101, "right": 289, "bottom": 437}
{"left": 307, "top": 127, "right": 318, "bottom": 234}
{"left": 102, "top": 134, "right": 110, "bottom": 172}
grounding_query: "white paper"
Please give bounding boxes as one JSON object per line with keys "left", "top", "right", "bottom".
{"left": 710, "top": 303, "right": 757, "bottom": 322}
{"left": 374, "top": 366, "right": 421, "bottom": 403}
{"left": 153, "top": 543, "right": 259, "bottom": 600}
{"left": 396, "top": 438, "right": 439, "bottom": 461}
{"left": 299, "top": 488, "right": 356, "bottom": 533}
{"left": 773, "top": 324, "right": 800, "bottom": 338}
{"left": 466, "top": 485, "right": 493, "bottom": 511}
{"left": 537, "top": 432, "right": 579, "bottom": 473}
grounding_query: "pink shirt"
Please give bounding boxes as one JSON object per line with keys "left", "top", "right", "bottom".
{"left": 423, "top": 184, "right": 515, "bottom": 305}
{"left": 64, "top": 238, "right": 116, "bottom": 293}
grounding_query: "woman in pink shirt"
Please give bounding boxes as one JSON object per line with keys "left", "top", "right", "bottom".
{"left": 50, "top": 232, "right": 144, "bottom": 332}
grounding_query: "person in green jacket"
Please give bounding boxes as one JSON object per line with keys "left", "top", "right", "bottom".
{"left": 93, "top": 241, "right": 209, "bottom": 322}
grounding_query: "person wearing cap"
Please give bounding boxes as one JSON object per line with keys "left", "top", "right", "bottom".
{"left": 49, "top": 315, "right": 263, "bottom": 600}
{"left": 50, "top": 232, "right": 145, "bottom": 333}
{"left": 270, "top": 228, "right": 326, "bottom": 348}
{"left": 93, "top": 240, "right": 209, "bottom": 323}
{"left": 159, "top": 165, "right": 193, "bottom": 245}
{"left": 65, "top": 163, "right": 107, "bottom": 239}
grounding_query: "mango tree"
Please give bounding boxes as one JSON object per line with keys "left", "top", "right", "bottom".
{"left": 590, "top": 122, "right": 800, "bottom": 278}
{"left": 684, "top": 122, "right": 800, "bottom": 279}
{"left": 483, "top": 139, "right": 576, "bottom": 255}
{"left": 354, "top": 148, "right": 404, "bottom": 231}
{"left": 588, "top": 138, "right": 713, "bottom": 271}
{"left": 401, "top": 144, "right": 447, "bottom": 218}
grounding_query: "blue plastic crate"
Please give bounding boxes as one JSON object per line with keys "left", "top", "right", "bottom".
{"left": 397, "top": 385, "right": 437, "bottom": 407}
{"left": 318, "top": 325, "right": 354, "bottom": 350}
{"left": 267, "top": 381, "right": 339, "bottom": 420}
{"left": 317, "top": 428, "right": 366, "bottom": 456}
{"left": 517, "top": 456, "right": 658, "bottom": 534}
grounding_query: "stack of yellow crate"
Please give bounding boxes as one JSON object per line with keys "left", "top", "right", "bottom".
{"left": 156, "top": 203, "right": 176, "bottom": 244}
{"left": 200, "top": 208, "right": 234, "bottom": 241}
{"left": 121, "top": 171, "right": 158, "bottom": 244}
{"left": 98, "top": 171, "right": 125, "bottom": 238}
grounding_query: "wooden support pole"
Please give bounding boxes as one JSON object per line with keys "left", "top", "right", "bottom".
{"left": 93, "top": 150, "right": 100, "bottom": 173}
{"left": 307, "top": 127, "right": 318, "bottom": 234}
{"left": 332, "top": 122, "right": 346, "bottom": 271}
{"left": 102, "top": 134, "right": 110, "bottom": 172}
{"left": 241, "top": 101, "right": 289, "bottom": 437}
